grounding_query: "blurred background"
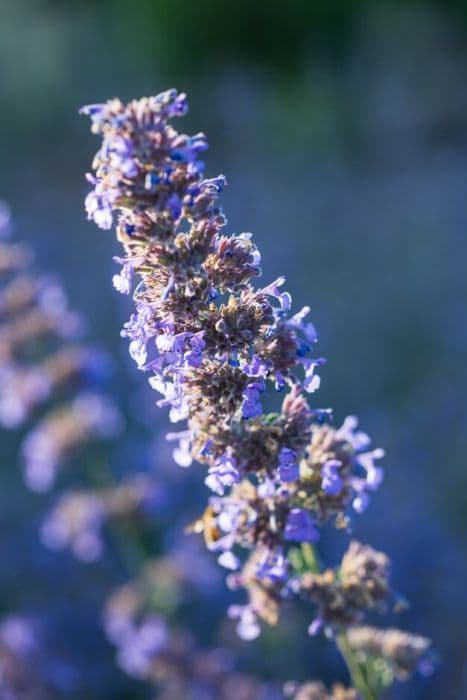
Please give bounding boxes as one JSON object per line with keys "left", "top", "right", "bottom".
{"left": 0, "top": 0, "right": 466, "bottom": 698}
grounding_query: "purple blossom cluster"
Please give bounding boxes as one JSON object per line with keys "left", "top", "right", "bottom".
{"left": 23, "top": 392, "right": 122, "bottom": 492}
{"left": 81, "top": 89, "right": 434, "bottom": 699}
{"left": 81, "top": 90, "right": 386, "bottom": 628}
{"left": 0, "top": 208, "right": 122, "bottom": 492}
{"left": 103, "top": 554, "right": 281, "bottom": 699}
{"left": 0, "top": 614, "right": 78, "bottom": 699}
{"left": 41, "top": 474, "right": 162, "bottom": 561}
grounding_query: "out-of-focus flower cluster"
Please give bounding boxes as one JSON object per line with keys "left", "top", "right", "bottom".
{"left": 104, "top": 554, "right": 281, "bottom": 700}
{"left": 346, "top": 626, "right": 433, "bottom": 681}
{"left": 0, "top": 614, "right": 78, "bottom": 699}
{"left": 40, "top": 474, "right": 162, "bottom": 562}
{"left": 0, "top": 205, "right": 122, "bottom": 492}
{"left": 81, "top": 90, "right": 385, "bottom": 635}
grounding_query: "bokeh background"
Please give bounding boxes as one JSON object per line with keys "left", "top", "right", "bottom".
{"left": 1, "top": 0, "right": 467, "bottom": 698}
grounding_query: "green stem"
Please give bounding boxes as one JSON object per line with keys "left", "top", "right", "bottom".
{"left": 300, "top": 544, "right": 378, "bottom": 700}
{"left": 301, "top": 542, "right": 321, "bottom": 573}
{"left": 336, "top": 631, "right": 376, "bottom": 700}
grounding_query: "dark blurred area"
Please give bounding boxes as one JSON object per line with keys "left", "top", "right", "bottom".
{"left": 1, "top": 0, "right": 467, "bottom": 698}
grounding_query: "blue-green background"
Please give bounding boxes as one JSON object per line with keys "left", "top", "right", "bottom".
{"left": 0, "top": 1, "right": 466, "bottom": 698}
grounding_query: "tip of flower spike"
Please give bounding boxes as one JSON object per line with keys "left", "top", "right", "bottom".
{"left": 150, "top": 89, "right": 188, "bottom": 117}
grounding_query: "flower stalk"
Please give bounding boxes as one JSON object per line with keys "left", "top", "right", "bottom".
{"left": 336, "top": 632, "right": 376, "bottom": 700}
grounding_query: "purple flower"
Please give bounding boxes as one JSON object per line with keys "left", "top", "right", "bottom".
{"left": 185, "top": 332, "right": 205, "bottom": 368}
{"left": 348, "top": 446, "right": 385, "bottom": 513}
{"left": 170, "top": 133, "right": 208, "bottom": 164}
{"left": 255, "top": 547, "right": 287, "bottom": 581}
{"left": 288, "top": 306, "right": 318, "bottom": 344}
{"left": 112, "top": 257, "right": 140, "bottom": 295}
{"left": 116, "top": 616, "right": 168, "bottom": 679}
{"left": 205, "top": 453, "right": 240, "bottom": 495}
{"left": 277, "top": 447, "right": 299, "bottom": 482}
{"left": 152, "top": 376, "right": 188, "bottom": 422}
{"left": 321, "top": 459, "right": 344, "bottom": 496}
{"left": 308, "top": 617, "right": 324, "bottom": 636}
{"left": 159, "top": 89, "right": 188, "bottom": 118}
{"left": 240, "top": 354, "right": 269, "bottom": 379}
{"left": 85, "top": 190, "right": 113, "bottom": 230}
{"left": 261, "top": 276, "right": 290, "bottom": 311}
{"left": 352, "top": 491, "right": 370, "bottom": 514}
{"left": 84, "top": 175, "right": 117, "bottom": 230}
{"left": 284, "top": 509, "right": 319, "bottom": 543}
{"left": 228, "top": 605, "right": 260, "bottom": 641}
{"left": 273, "top": 370, "right": 286, "bottom": 391}
{"left": 218, "top": 551, "right": 240, "bottom": 570}
{"left": 358, "top": 449, "right": 385, "bottom": 491}
{"left": 79, "top": 102, "right": 106, "bottom": 116}
{"left": 107, "top": 135, "right": 138, "bottom": 177}
{"left": 121, "top": 301, "right": 154, "bottom": 368}
{"left": 336, "top": 415, "right": 371, "bottom": 450}
{"left": 166, "top": 431, "right": 193, "bottom": 467}
{"left": 214, "top": 498, "right": 245, "bottom": 536}
{"left": 168, "top": 193, "right": 182, "bottom": 219}
{"left": 241, "top": 381, "right": 264, "bottom": 419}
{"left": 302, "top": 359, "right": 322, "bottom": 393}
